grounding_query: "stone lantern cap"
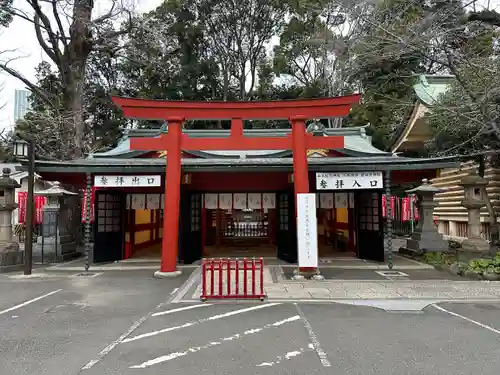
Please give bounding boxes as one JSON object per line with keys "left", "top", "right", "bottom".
{"left": 406, "top": 178, "right": 443, "bottom": 194}
{"left": 35, "top": 181, "right": 78, "bottom": 197}
{"left": 459, "top": 173, "right": 487, "bottom": 188}
{"left": 0, "top": 168, "right": 21, "bottom": 189}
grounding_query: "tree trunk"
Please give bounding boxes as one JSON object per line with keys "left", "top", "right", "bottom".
{"left": 478, "top": 156, "right": 499, "bottom": 256}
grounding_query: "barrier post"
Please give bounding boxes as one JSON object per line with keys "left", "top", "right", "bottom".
{"left": 259, "top": 257, "right": 264, "bottom": 297}
{"left": 210, "top": 259, "right": 214, "bottom": 297}
{"left": 201, "top": 260, "right": 207, "bottom": 301}
{"left": 251, "top": 258, "right": 256, "bottom": 296}
{"left": 243, "top": 258, "right": 248, "bottom": 296}
{"left": 199, "top": 257, "right": 266, "bottom": 301}
{"left": 218, "top": 258, "right": 223, "bottom": 297}
{"left": 235, "top": 258, "right": 239, "bottom": 295}
{"left": 226, "top": 258, "right": 231, "bottom": 296}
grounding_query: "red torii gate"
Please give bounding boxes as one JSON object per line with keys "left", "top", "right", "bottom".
{"left": 112, "top": 95, "right": 360, "bottom": 276}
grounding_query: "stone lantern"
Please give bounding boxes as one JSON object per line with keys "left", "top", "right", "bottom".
{"left": 34, "top": 182, "right": 78, "bottom": 262}
{"left": 402, "top": 178, "right": 448, "bottom": 254}
{"left": 459, "top": 173, "right": 489, "bottom": 254}
{"left": 0, "top": 168, "right": 22, "bottom": 269}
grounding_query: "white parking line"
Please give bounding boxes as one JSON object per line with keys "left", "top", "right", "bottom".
{"left": 152, "top": 303, "right": 212, "bottom": 317}
{"left": 0, "top": 289, "right": 63, "bottom": 316}
{"left": 81, "top": 299, "right": 172, "bottom": 371}
{"left": 294, "top": 303, "right": 331, "bottom": 367}
{"left": 130, "top": 315, "right": 301, "bottom": 369}
{"left": 432, "top": 304, "right": 500, "bottom": 335}
{"left": 256, "top": 344, "right": 314, "bottom": 367}
{"left": 123, "top": 303, "right": 281, "bottom": 343}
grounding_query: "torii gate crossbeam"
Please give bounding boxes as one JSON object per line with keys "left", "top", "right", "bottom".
{"left": 112, "top": 95, "right": 360, "bottom": 276}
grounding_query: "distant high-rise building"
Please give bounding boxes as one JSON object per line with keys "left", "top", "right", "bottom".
{"left": 13, "top": 89, "right": 31, "bottom": 121}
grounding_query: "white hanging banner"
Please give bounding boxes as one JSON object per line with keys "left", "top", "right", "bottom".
{"left": 204, "top": 193, "right": 218, "bottom": 209}
{"left": 335, "top": 192, "right": 348, "bottom": 209}
{"left": 160, "top": 194, "right": 164, "bottom": 209}
{"left": 233, "top": 193, "right": 247, "bottom": 210}
{"left": 319, "top": 193, "right": 334, "bottom": 209}
{"left": 218, "top": 193, "right": 233, "bottom": 210}
{"left": 262, "top": 193, "right": 276, "bottom": 209}
{"left": 348, "top": 193, "right": 355, "bottom": 208}
{"left": 131, "top": 194, "right": 146, "bottom": 210}
{"left": 248, "top": 193, "right": 262, "bottom": 209}
{"left": 297, "top": 193, "right": 318, "bottom": 268}
{"left": 146, "top": 194, "right": 161, "bottom": 210}
{"left": 125, "top": 194, "right": 131, "bottom": 209}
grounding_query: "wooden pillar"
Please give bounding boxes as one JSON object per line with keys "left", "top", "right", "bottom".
{"left": 160, "top": 117, "right": 183, "bottom": 274}
{"left": 290, "top": 116, "right": 309, "bottom": 196}
{"left": 291, "top": 116, "right": 313, "bottom": 271}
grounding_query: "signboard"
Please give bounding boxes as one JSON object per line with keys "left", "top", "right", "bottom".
{"left": 316, "top": 172, "right": 383, "bottom": 190}
{"left": 297, "top": 193, "right": 318, "bottom": 268}
{"left": 94, "top": 175, "right": 161, "bottom": 188}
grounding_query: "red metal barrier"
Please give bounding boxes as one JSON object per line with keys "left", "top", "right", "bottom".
{"left": 200, "top": 258, "right": 266, "bottom": 301}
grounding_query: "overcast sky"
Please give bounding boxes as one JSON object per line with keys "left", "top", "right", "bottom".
{"left": 0, "top": 0, "right": 162, "bottom": 130}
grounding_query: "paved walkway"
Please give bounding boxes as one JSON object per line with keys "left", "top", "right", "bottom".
{"left": 263, "top": 280, "right": 500, "bottom": 300}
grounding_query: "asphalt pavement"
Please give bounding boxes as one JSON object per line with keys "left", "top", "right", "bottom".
{"left": 0, "top": 269, "right": 499, "bottom": 375}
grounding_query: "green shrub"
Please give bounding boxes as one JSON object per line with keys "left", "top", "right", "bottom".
{"left": 467, "top": 253, "right": 500, "bottom": 274}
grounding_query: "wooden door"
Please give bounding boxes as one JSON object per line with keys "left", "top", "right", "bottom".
{"left": 179, "top": 192, "right": 203, "bottom": 264}
{"left": 356, "top": 191, "right": 384, "bottom": 262}
{"left": 94, "top": 191, "right": 124, "bottom": 263}
{"left": 276, "top": 191, "right": 297, "bottom": 263}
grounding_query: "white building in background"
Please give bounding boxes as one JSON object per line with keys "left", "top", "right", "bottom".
{"left": 13, "top": 89, "right": 31, "bottom": 121}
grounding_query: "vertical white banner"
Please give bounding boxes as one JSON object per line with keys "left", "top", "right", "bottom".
{"left": 248, "top": 193, "right": 262, "bottom": 209}
{"left": 218, "top": 193, "right": 233, "bottom": 210}
{"left": 146, "top": 194, "right": 161, "bottom": 210}
{"left": 204, "top": 193, "right": 218, "bottom": 209}
{"left": 262, "top": 193, "right": 276, "bottom": 209}
{"left": 348, "top": 193, "right": 355, "bottom": 208}
{"left": 319, "top": 192, "right": 334, "bottom": 209}
{"left": 335, "top": 192, "right": 348, "bottom": 209}
{"left": 297, "top": 193, "right": 318, "bottom": 268}
{"left": 233, "top": 193, "right": 247, "bottom": 210}
{"left": 131, "top": 194, "right": 146, "bottom": 210}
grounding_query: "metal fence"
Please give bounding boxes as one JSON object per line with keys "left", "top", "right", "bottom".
{"left": 13, "top": 212, "right": 90, "bottom": 264}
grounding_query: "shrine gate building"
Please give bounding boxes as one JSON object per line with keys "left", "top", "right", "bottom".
{"left": 32, "top": 96, "right": 457, "bottom": 276}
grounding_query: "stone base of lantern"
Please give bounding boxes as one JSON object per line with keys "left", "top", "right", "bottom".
{"left": 457, "top": 237, "right": 490, "bottom": 261}
{"left": 401, "top": 230, "right": 449, "bottom": 255}
{"left": 0, "top": 242, "right": 24, "bottom": 272}
{"left": 33, "top": 234, "right": 80, "bottom": 263}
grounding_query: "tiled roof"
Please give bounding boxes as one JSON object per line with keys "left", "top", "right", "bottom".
{"left": 91, "top": 126, "right": 391, "bottom": 159}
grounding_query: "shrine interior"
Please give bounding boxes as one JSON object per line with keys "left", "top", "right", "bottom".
{"left": 119, "top": 191, "right": 357, "bottom": 262}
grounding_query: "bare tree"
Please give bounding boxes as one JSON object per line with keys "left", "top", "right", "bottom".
{"left": 202, "top": 0, "right": 286, "bottom": 100}
{"left": 353, "top": 0, "right": 500, "bottom": 251}
{"left": 0, "top": 0, "right": 135, "bottom": 157}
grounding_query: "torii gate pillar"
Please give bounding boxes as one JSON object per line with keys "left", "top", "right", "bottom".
{"left": 158, "top": 119, "right": 182, "bottom": 277}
